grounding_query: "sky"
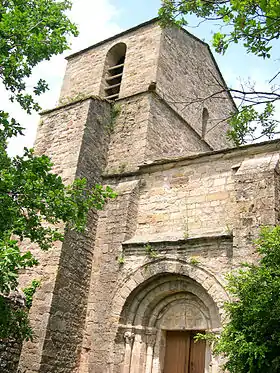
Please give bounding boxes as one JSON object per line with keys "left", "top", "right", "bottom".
{"left": 5, "top": 0, "right": 280, "bottom": 155}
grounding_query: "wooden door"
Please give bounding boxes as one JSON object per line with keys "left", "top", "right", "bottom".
{"left": 189, "top": 334, "right": 206, "bottom": 373}
{"left": 164, "top": 331, "right": 190, "bottom": 373}
{"left": 164, "top": 331, "right": 205, "bottom": 373}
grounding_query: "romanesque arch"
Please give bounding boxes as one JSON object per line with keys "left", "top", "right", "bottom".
{"left": 111, "top": 259, "right": 228, "bottom": 373}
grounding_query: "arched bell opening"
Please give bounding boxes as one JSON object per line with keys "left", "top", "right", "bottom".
{"left": 114, "top": 273, "right": 221, "bottom": 373}
{"left": 101, "top": 42, "right": 127, "bottom": 100}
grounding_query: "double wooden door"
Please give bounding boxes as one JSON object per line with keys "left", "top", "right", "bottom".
{"left": 164, "top": 331, "right": 206, "bottom": 373}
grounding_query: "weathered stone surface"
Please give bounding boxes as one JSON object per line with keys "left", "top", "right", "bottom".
{"left": 157, "top": 27, "right": 236, "bottom": 150}
{"left": 5, "top": 18, "right": 280, "bottom": 373}
{"left": 18, "top": 98, "right": 112, "bottom": 373}
{"left": 105, "top": 91, "right": 211, "bottom": 174}
{"left": 0, "top": 340, "right": 22, "bottom": 373}
{"left": 60, "top": 21, "right": 161, "bottom": 102}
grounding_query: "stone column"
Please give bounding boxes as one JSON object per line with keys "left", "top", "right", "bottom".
{"left": 130, "top": 333, "right": 143, "bottom": 373}
{"left": 122, "top": 331, "right": 135, "bottom": 373}
{"left": 151, "top": 330, "right": 163, "bottom": 373}
{"left": 145, "top": 332, "right": 157, "bottom": 373}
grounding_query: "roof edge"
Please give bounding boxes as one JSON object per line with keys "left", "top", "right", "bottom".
{"left": 65, "top": 16, "right": 211, "bottom": 61}
{"left": 65, "top": 17, "right": 159, "bottom": 60}
{"left": 103, "top": 139, "right": 280, "bottom": 178}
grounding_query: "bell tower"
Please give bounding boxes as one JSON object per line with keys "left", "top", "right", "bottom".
{"left": 57, "top": 18, "right": 235, "bottom": 174}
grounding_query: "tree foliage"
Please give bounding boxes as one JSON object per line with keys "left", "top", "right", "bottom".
{"left": 213, "top": 227, "right": 280, "bottom": 373}
{"left": 0, "top": 0, "right": 115, "bottom": 341}
{"left": 159, "top": 0, "right": 280, "bottom": 145}
{"left": 159, "top": 0, "right": 280, "bottom": 58}
{"left": 0, "top": 0, "right": 78, "bottom": 113}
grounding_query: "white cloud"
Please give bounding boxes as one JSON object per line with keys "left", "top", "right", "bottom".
{"left": 6, "top": 0, "right": 122, "bottom": 156}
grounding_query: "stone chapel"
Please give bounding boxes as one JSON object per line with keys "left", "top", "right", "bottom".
{"left": 7, "top": 18, "right": 280, "bottom": 373}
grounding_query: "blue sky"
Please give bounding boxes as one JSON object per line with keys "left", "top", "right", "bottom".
{"left": 110, "top": 0, "right": 279, "bottom": 87}
{"left": 5, "top": 0, "right": 279, "bottom": 155}
{"left": 113, "top": 0, "right": 160, "bottom": 26}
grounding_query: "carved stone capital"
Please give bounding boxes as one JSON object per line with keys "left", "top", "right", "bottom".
{"left": 124, "top": 331, "right": 135, "bottom": 345}
{"left": 146, "top": 333, "right": 157, "bottom": 347}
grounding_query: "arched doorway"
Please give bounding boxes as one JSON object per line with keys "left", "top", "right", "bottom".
{"left": 114, "top": 272, "right": 222, "bottom": 373}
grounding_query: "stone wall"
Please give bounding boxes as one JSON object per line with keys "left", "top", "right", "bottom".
{"left": 157, "top": 27, "right": 236, "bottom": 150}
{"left": 128, "top": 154, "right": 235, "bottom": 243}
{"left": 36, "top": 99, "right": 94, "bottom": 181}
{"left": 104, "top": 91, "right": 212, "bottom": 175}
{"left": 17, "top": 98, "right": 112, "bottom": 373}
{"left": 105, "top": 94, "right": 150, "bottom": 174}
{"left": 145, "top": 93, "right": 211, "bottom": 160}
{"left": 0, "top": 340, "right": 22, "bottom": 373}
{"left": 77, "top": 140, "right": 280, "bottom": 373}
{"left": 233, "top": 153, "right": 280, "bottom": 262}
{"left": 78, "top": 179, "right": 141, "bottom": 373}
{"left": 59, "top": 21, "right": 161, "bottom": 102}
